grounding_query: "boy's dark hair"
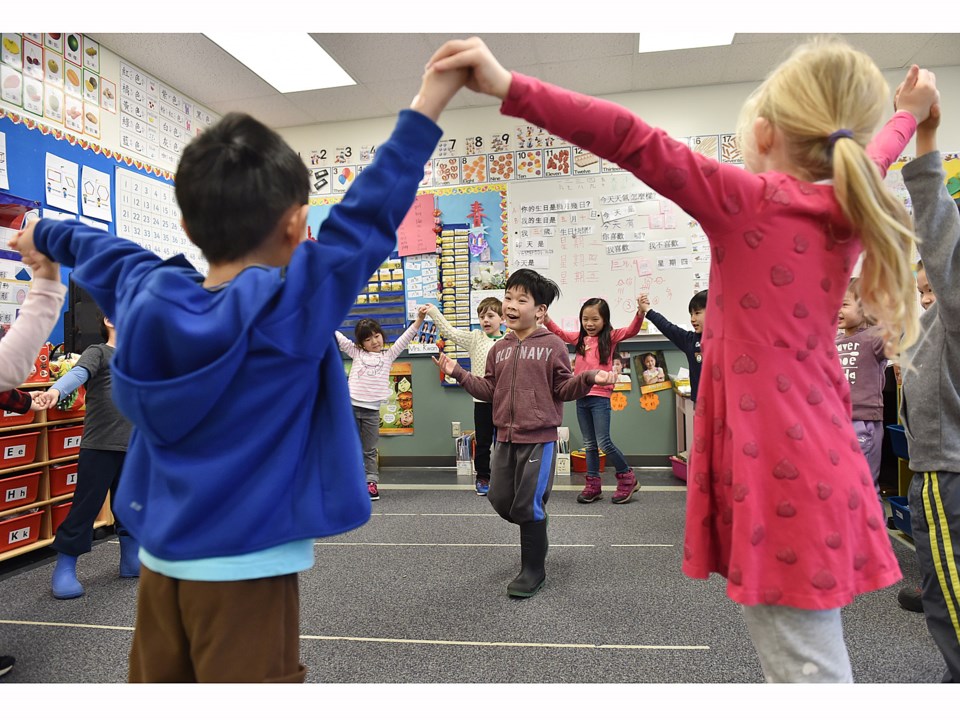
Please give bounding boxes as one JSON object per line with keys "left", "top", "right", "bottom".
{"left": 689, "top": 290, "right": 708, "bottom": 314}
{"left": 354, "top": 319, "right": 384, "bottom": 347}
{"left": 504, "top": 269, "right": 560, "bottom": 308}
{"left": 97, "top": 310, "right": 110, "bottom": 342}
{"left": 175, "top": 112, "right": 309, "bottom": 264}
{"left": 577, "top": 298, "right": 612, "bottom": 365}
{"left": 477, "top": 297, "right": 503, "bottom": 317}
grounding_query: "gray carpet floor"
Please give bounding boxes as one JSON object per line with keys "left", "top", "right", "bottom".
{"left": 0, "top": 467, "right": 947, "bottom": 684}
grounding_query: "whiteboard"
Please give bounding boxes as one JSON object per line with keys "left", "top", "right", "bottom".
{"left": 507, "top": 168, "right": 710, "bottom": 336}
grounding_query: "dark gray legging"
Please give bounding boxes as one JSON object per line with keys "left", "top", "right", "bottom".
{"left": 353, "top": 405, "right": 380, "bottom": 483}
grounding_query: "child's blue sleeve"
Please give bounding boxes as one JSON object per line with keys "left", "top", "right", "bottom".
{"left": 264, "top": 110, "right": 441, "bottom": 352}
{"left": 32, "top": 219, "right": 176, "bottom": 321}
{"left": 50, "top": 366, "right": 90, "bottom": 396}
{"left": 644, "top": 309, "right": 695, "bottom": 354}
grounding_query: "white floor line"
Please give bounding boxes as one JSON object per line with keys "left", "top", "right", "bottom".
{"left": 0, "top": 619, "right": 133, "bottom": 632}
{"left": 297, "top": 633, "right": 709, "bottom": 651}
{"left": 0, "top": 619, "right": 709, "bottom": 652}
{"left": 314, "top": 542, "right": 595, "bottom": 547}
{"left": 610, "top": 544, "right": 674, "bottom": 547}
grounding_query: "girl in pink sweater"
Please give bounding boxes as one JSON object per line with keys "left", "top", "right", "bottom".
{"left": 544, "top": 297, "right": 644, "bottom": 504}
{"left": 428, "top": 36, "right": 937, "bottom": 683}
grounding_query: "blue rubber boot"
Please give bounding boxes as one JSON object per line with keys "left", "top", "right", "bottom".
{"left": 118, "top": 536, "right": 141, "bottom": 578}
{"left": 51, "top": 553, "right": 84, "bottom": 599}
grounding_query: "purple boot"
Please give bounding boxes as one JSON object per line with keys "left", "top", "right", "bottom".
{"left": 612, "top": 469, "right": 639, "bottom": 504}
{"left": 577, "top": 475, "right": 603, "bottom": 504}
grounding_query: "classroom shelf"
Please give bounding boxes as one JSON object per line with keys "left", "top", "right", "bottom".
{"left": 0, "top": 397, "right": 112, "bottom": 563}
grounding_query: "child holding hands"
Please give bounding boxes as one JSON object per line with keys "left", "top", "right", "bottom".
{"left": 336, "top": 306, "right": 428, "bottom": 501}
{"left": 435, "top": 269, "right": 616, "bottom": 598}
{"left": 639, "top": 291, "right": 706, "bottom": 402}
{"left": 543, "top": 297, "right": 643, "bottom": 504}
{"left": 426, "top": 36, "right": 935, "bottom": 681}
{"left": 426, "top": 297, "right": 504, "bottom": 495}
{"left": 12, "top": 61, "right": 465, "bottom": 682}
{"left": 898, "top": 95, "right": 960, "bottom": 683}
{"left": 33, "top": 313, "right": 136, "bottom": 600}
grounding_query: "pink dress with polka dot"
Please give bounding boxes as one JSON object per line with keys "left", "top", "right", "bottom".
{"left": 501, "top": 72, "right": 911, "bottom": 610}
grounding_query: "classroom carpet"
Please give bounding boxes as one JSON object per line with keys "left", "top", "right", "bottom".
{"left": 0, "top": 468, "right": 946, "bottom": 683}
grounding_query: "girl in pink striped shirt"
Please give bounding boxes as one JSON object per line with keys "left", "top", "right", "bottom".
{"left": 545, "top": 296, "right": 644, "bottom": 504}
{"left": 336, "top": 305, "right": 426, "bottom": 500}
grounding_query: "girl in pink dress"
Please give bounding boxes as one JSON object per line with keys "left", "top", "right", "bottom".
{"left": 544, "top": 297, "right": 644, "bottom": 504}
{"left": 427, "top": 36, "right": 938, "bottom": 682}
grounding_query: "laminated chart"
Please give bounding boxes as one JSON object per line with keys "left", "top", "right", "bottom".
{"left": 114, "top": 166, "right": 203, "bottom": 272}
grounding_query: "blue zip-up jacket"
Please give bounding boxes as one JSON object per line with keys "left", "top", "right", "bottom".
{"left": 643, "top": 308, "right": 703, "bottom": 402}
{"left": 33, "top": 109, "right": 442, "bottom": 561}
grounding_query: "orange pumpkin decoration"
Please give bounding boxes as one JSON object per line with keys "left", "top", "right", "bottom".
{"left": 610, "top": 392, "right": 628, "bottom": 412}
{"left": 639, "top": 393, "right": 660, "bottom": 412}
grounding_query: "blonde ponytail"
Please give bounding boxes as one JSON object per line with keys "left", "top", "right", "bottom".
{"left": 740, "top": 36, "right": 921, "bottom": 359}
{"left": 832, "top": 138, "right": 920, "bottom": 357}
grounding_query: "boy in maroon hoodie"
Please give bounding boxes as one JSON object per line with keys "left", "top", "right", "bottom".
{"left": 435, "top": 269, "right": 616, "bottom": 597}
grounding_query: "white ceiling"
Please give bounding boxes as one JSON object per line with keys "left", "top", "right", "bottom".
{"left": 88, "top": 33, "right": 960, "bottom": 130}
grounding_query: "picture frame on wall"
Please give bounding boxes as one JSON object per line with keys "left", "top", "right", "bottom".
{"left": 44, "top": 33, "right": 64, "bottom": 54}
{"left": 82, "top": 36, "right": 100, "bottom": 74}
{"left": 43, "top": 49, "right": 63, "bottom": 87}
{"left": 100, "top": 78, "right": 116, "bottom": 114}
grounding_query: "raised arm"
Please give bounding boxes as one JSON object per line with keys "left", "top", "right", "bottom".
{"left": 385, "top": 315, "right": 424, "bottom": 362}
{"left": 426, "top": 304, "right": 473, "bottom": 347}
{"left": 426, "top": 38, "right": 761, "bottom": 237}
{"left": 335, "top": 331, "right": 359, "bottom": 359}
{"left": 610, "top": 309, "right": 645, "bottom": 343}
{"left": 902, "top": 152, "right": 960, "bottom": 326}
{"left": 543, "top": 316, "right": 578, "bottom": 345}
{"left": 0, "top": 277, "right": 66, "bottom": 389}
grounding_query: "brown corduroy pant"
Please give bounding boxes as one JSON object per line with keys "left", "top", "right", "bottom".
{"left": 129, "top": 566, "right": 306, "bottom": 683}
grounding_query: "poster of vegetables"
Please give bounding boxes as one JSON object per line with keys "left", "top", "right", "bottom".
{"left": 379, "top": 362, "right": 414, "bottom": 435}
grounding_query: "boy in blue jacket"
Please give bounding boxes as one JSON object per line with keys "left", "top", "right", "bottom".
{"left": 12, "top": 65, "right": 465, "bottom": 683}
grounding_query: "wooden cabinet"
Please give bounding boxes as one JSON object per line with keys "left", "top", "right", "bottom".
{"left": 0, "top": 383, "right": 112, "bottom": 562}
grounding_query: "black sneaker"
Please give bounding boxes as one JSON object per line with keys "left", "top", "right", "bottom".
{"left": 0, "top": 655, "right": 14, "bottom": 679}
{"left": 897, "top": 586, "right": 923, "bottom": 613}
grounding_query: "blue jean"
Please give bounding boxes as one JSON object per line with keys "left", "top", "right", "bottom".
{"left": 576, "top": 395, "right": 629, "bottom": 475}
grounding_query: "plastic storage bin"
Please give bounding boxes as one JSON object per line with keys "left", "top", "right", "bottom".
{"left": 0, "top": 470, "right": 41, "bottom": 511}
{"left": 47, "top": 405, "right": 86, "bottom": 421}
{"left": 886, "top": 424, "right": 909, "bottom": 460}
{"left": 49, "top": 462, "right": 79, "bottom": 497}
{"left": 51, "top": 501, "right": 72, "bottom": 534}
{"left": 48, "top": 424, "right": 83, "bottom": 460}
{"left": 888, "top": 496, "right": 913, "bottom": 537}
{"left": 0, "top": 431, "right": 41, "bottom": 469}
{"left": 0, "top": 510, "right": 42, "bottom": 553}
{"left": 571, "top": 450, "right": 606, "bottom": 474}
{"left": 669, "top": 455, "right": 688, "bottom": 482}
{"left": 0, "top": 407, "right": 35, "bottom": 428}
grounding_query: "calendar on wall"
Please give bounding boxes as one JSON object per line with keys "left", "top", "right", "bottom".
{"left": 115, "top": 166, "right": 206, "bottom": 273}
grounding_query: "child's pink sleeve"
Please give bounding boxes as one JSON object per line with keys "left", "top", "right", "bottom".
{"left": 0, "top": 278, "right": 66, "bottom": 390}
{"left": 611, "top": 311, "right": 644, "bottom": 342}
{"left": 501, "top": 72, "right": 764, "bottom": 237}
{"left": 866, "top": 111, "right": 917, "bottom": 178}
{"left": 545, "top": 317, "right": 578, "bottom": 344}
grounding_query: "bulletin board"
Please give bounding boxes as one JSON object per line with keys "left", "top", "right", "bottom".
{"left": 507, "top": 167, "right": 710, "bottom": 335}
{"left": 0, "top": 108, "right": 180, "bottom": 343}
